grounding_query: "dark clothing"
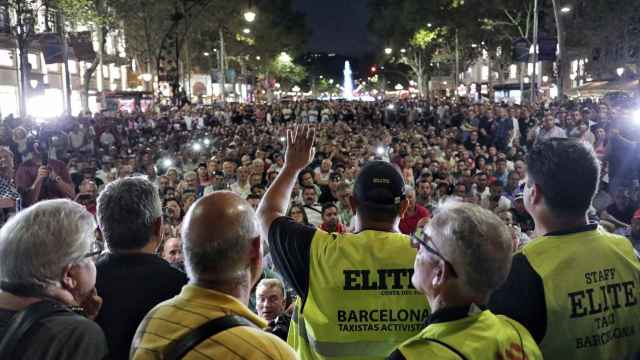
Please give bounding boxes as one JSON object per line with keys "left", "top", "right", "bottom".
{"left": 487, "top": 253, "right": 546, "bottom": 343}
{"left": 318, "top": 185, "right": 338, "bottom": 204}
{"left": 268, "top": 216, "right": 316, "bottom": 302}
{"left": 95, "top": 252, "right": 187, "bottom": 360}
{"left": 15, "top": 158, "right": 73, "bottom": 207}
{"left": 494, "top": 117, "right": 514, "bottom": 151}
{"left": 266, "top": 313, "right": 292, "bottom": 342}
{"left": 0, "top": 307, "right": 108, "bottom": 359}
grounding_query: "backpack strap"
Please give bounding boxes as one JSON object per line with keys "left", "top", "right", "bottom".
{"left": 423, "top": 337, "right": 468, "bottom": 360}
{"left": 0, "top": 300, "right": 75, "bottom": 358}
{"left": 163, "top": 315, "right": 257, "bottom": 360}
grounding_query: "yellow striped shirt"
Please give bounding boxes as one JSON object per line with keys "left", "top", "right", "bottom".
{"left": 131, "top": 284, "right": 297, "bottom": 360}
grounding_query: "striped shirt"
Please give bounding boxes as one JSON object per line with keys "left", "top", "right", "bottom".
{"left": 131, "top": 284, "right": 296, "bottom": 360}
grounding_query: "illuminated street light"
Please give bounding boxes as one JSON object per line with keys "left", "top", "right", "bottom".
{"left": 256, "top": 56, "right": 261, "bottom": 60}
{"left": 560, "top": 6, "right": 571, "bottom": 13}
{"left": 542, "top": 75, "right": 549, "bottom": 83}
{"left": 203, "top": 52, "right": 210, "bottom": 57}
{"left": 427, "top": 23, "right": 433, "bottom": 28}
{"left": 244, "top": 10, "right": 256, "bottom": 22}
{"left": 243, "top": 28, "right": 251, "bottom": 34}
{"left": 616, "top": 67, "right": 625, "bottom": 77}
{"left": 192, "top": 143, "right": 203, "bottom": 152}
{"left": 400, "top": 48, "right": 406, "bottom": 54}
{"left": 329, "top": 79, "right": 334, "bottom": 84}
{"left": 384, "top": 48, "right": 393, "bottom": 55}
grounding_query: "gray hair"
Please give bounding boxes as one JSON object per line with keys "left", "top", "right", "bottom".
{"left": 404, "top": 185, "right": 416, "bottom": 196}
{"left": 182, "top": 200, "right": 259, "bottom": 283}
{"left": 97, "top": 176, "right": 162, "bottom": 251}
{"left": 0, "top": 200, "right": 95, "bottom": 295}
{"left": 257, "top": 278, "right": 286, "bottom": 298}
{"left": 426, "top": 200, "right": 512, "bottom": 296}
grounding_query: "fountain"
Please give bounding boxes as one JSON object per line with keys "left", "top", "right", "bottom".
{"left": 342, "top": 60, "right": 354, "bottom": 100}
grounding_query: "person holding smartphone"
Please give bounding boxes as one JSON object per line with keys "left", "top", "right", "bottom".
{"left": 15, "top": 140, "right": 75, "bottom": 207}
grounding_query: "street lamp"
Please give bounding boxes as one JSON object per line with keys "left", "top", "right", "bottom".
{"left": 616, "top": 67, "right": 625, "bottom": 77}
{"left": 384, "top": 48, "right": 393, "bottom": 55}
{"left": 542, "top": 75, "right": 549, "bottom": 83}
{"left": 244, "top": 10, "right": 256, "bottom": 23}
{"left": 203, "top": 52, "right": 210, "bottom": 56}
{"left": 560, "top": 6, "right": 571, "bottom": 13}
{"left": 243, "top": 28, "right": 251, "bottom": 34}
{"left": 256, "top": 56, "right": 261, "bottom": 60}
{"left": 400, "top": 48, "right": 406, "bottom": 54}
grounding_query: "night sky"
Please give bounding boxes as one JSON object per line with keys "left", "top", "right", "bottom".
{"left": 293, "top": 0, "right": 372, "bottom": 56}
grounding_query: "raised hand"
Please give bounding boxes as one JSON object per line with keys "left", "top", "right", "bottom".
{"left": 285, "top": 124, "right": 316, "bottom": 172}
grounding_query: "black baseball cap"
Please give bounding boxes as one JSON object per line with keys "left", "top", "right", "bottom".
{"left": 354, "top": 161, "right": 405, "bottom": 207}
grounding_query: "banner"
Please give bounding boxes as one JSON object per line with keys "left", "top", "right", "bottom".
{"left": 37, "top": 33, "right": 65, "bottom": 64}
{"left": 69, "top": 31, "right": 96, "bottom": 61}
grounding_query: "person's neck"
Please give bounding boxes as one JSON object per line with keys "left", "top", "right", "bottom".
{"left": 354, "top": 217, "right": 399, "bottom": 233}
{"left": 111, "top": 238, "right": 159, "bottom": 255}
{"left": 533, "top": 210, "right": 588, "bottom": 235}
{"left": 429, "top": 290, "right": 488, "bottom": 314}
{"left": 193, "top": 276, "right": 251, "bottom": 305}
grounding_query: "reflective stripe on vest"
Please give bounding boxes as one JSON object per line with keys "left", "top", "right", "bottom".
{"left": 293, "top": 303, "right": 401, "bottom": 358}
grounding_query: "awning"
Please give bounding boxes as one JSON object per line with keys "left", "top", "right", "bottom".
{"left": 566, "top": 79, "right": 640, "bottom": 98}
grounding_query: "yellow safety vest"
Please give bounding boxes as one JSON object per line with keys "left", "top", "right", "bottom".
{"left": 288, "top": 229, "right": 429, "bottom": 360}
{"left": 522, "top": 227, "right": 640, "bottom": 359}
{"left": 396, "top": 309, "right": 542, "bottom": 360}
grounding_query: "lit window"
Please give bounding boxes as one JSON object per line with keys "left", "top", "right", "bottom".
{"left": 0, "top": 50, "right": 13, "bottom": 66}
{"left": 68, "top": 60, "right": 77, "bottom": 74}
{"left": 28, "top": 53, "right": 39, "bottom": 70}
{"left": 481, "top": 66, "right": 489, "bottom": 81}
{"left": 509, "top": 64, "right": 518, "bottom": 79}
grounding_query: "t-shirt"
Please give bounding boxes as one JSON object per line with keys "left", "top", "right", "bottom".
{"left": 0, "top": 308, "right": 108, "bottom": 359}
{"left": 95, "top": 252, "right": 188, "bottom": 360}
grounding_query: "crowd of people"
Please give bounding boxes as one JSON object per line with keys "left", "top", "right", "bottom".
{"left": 0, "top": 96, "right": 638, "bottom": 359}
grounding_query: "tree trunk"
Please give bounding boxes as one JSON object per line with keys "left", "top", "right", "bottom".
{"left": 551, "top": 0, "right": 565, "bottom": 99}
{"left": 81, "top": 27, "right": 107, "bottom": 113}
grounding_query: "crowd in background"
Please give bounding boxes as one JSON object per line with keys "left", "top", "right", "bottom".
{"left": 0, "top": 97, "right": 638, "bottom": 358}
{"left": 0, "top": 98, "right": 638, "bottom": 247}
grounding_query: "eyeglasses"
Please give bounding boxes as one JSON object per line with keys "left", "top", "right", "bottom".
{"left": 84, "top": 241, "right": 104, "bottom": 259}
{"left": 410, "top": 233, "right": 458, "bottom": 277}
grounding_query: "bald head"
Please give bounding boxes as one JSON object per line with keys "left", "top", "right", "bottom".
{"left": 181, "top": 191, "right": 260, "bottom": 284}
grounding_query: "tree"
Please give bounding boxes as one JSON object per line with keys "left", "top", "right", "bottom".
{"left": 58, "top": 0, "right": 121, "bottom": 112}
{"left": 369, "top": 0, "right": 483, "bottom": 98}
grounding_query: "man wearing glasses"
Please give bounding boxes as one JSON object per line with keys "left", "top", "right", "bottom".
{"left": 387, "top": 201, "right": 541, "bottom": 359}
{"left": 258, "top": 125, "right": 428, "bottom": 359}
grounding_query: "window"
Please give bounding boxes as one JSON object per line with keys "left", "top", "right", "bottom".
{"left": 0, "top": 49, "right": 13, "bottom": 66}
{"left": 481, "top": 66, "right": 489, "bottom": 81}
{"left": 509, "top": 64, "right": 518, "bottom": 79}
{"left": 28, "top": 53, "right": 39, "bottom": 70}
{"left": 68, "top": 60, "right": 77, "bottom": 74}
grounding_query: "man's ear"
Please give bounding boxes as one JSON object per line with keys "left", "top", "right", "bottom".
{"left": 249, "top": 236, "right": 263, "bottom": 287}
{"left": 60, "top": 263, "right": 77, "bottom": 291}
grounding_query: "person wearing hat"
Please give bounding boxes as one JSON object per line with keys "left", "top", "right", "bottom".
{"left": 318, "top": 172, "right": 342, "bottom": 204}
{"left": 258, "top": 125, "right": 428, "bottom": 359}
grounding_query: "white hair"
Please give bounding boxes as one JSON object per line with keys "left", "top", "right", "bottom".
{"left": 0, "top": 200, "right": 95, "bottom": 295}
{"left": 426, "top": 200, "right": 513, "bottom": 296}
{"left": 257, "top": 278, "right": 286, "bottom": 298}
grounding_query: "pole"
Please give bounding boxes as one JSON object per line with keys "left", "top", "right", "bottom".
{"left": 59, "top": 12, "right": 72, "bottom": 116}
{"left": 455, "top": 29, "right": 460, "bottom": 97}
{"left": 218, "top": 27, "right": 226, "bottom": 103}
{"left": 530, "top": 0, "right": 539, "bottom": 104}
{"left": 551, "top": 0, "right": 565, "bottom": 99}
